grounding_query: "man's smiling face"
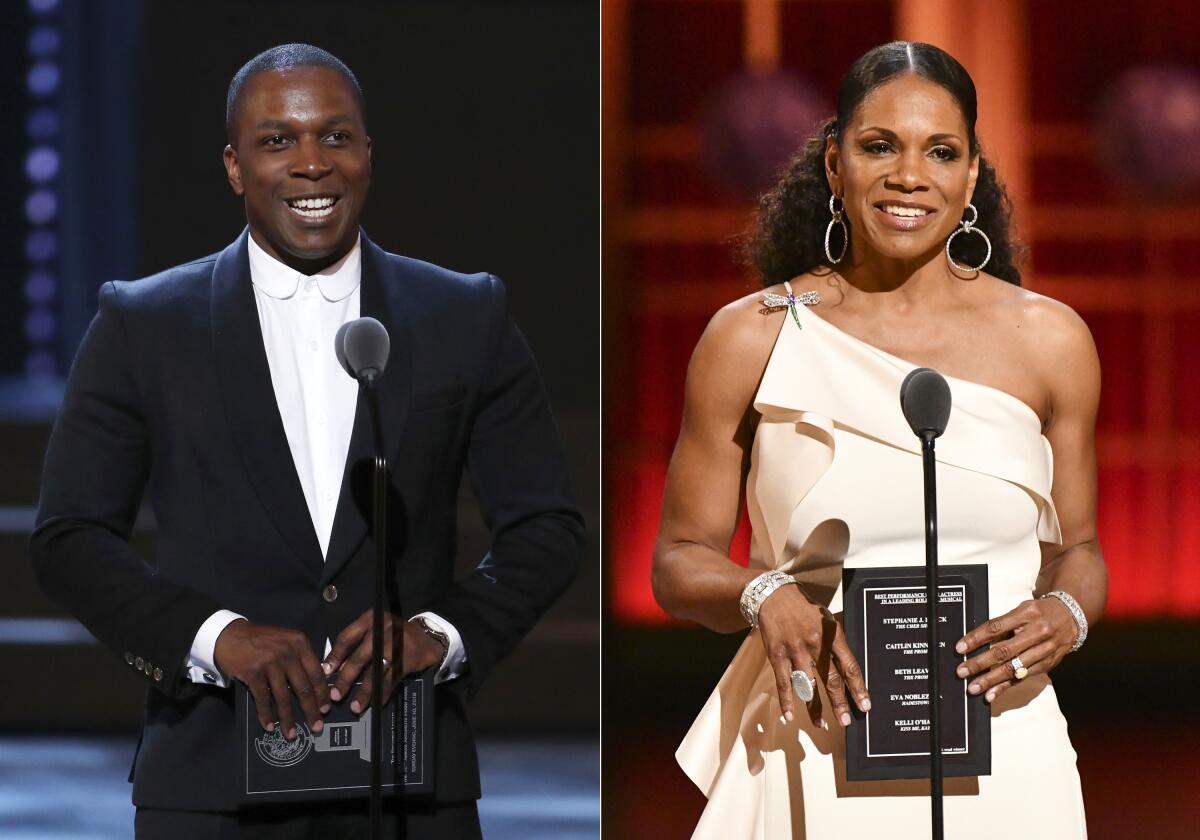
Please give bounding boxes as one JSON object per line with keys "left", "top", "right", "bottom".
{"left": 223, "top": 65, "right": 371, "bottom": 273}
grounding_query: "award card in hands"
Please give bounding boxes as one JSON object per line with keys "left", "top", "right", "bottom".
{"left": 842, "top": 565, "right": 991, "bottom": 781}
{"left": 236, "top": 669, "right": 434, "bottom": 804}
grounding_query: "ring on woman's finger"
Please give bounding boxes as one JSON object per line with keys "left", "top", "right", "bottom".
{"left": 791, "top": 669, "right": 815, "bottom": 703}
{"left": 1010, "top": 656, "right": 1028, "bottom": 680}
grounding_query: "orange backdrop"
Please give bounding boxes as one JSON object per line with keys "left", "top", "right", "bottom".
{"left": 604, "top": 0, "right": 1200, "bottom": 623}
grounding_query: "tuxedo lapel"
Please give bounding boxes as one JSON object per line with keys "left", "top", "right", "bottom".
{"left": 322, "top": 233, "right": 414, "bottom": 585}
{"left": 210, "top": 229, "right": 324, "bottom": 577}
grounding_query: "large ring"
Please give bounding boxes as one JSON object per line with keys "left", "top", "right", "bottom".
{"left": 791, "top": 669, "right": 815, "bottom": 703}
{"left": 1010, "top": 656, "right": 1028, "bottom": 680}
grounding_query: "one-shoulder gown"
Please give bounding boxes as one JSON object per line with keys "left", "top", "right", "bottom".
{"left": 676, "top": 299, "right": 1087, "bottom": 839}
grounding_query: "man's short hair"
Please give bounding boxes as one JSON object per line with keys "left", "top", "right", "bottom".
{"left": 225, "top": 43, "right": 366, "bottom": 144}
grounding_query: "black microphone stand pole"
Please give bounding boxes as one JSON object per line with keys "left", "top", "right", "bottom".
{"left": 921, "top": 431, "right": 944, "bottom": 840}
{"left": 362, "top": 374, "right": 396, "bottom": 840}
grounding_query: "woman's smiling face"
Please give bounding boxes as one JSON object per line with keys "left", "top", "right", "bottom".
{"left": 826, "top": 74, "right": 979, "bottom": 266}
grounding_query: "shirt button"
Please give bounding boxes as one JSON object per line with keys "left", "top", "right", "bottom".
{"left": 323, "top": 585, "right": 338, "bottom": 603}
{"left": 153, "top": 667, "right": 163, "bottom": 682}
{"left": 125, "top": 652, "right": 134, "bottom": 665}
{"left": 135, "top": 656, "right": 144, "bottom": 670}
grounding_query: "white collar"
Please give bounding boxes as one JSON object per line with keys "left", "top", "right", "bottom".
{"left": 247, "top": 232, "right": 362, "bottom": 302}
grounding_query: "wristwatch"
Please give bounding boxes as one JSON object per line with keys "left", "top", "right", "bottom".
{"left": 410, "top": 616, "right": 450, "bottom": 667}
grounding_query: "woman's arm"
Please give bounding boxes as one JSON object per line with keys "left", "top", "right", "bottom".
{"left": 651, "top": 297, "right": 777, "bottom": 632}
{"left": 652, "top": 292, "right": 870, "bottom": 727}
{"left": 956, "top": 298, "right": 1106, "bottom": 702}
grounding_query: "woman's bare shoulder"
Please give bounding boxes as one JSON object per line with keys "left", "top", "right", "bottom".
{"left": 982, "top": 278, "right": 1100, "bottom": 405}
{"left": 686, "top": 285, "right": 789, "bottom": 405}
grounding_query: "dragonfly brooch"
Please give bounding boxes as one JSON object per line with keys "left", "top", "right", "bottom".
{"left": 761, "top": 286, "right": 821, "bottom": 329}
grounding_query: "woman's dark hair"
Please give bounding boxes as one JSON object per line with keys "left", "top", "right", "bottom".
{"left": 742, "top": 41, "right": 1024, "bottom": 286}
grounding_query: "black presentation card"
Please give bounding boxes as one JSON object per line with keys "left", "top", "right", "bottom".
{"left": 843, "top": 565, "right": 990, "bottom": 781}
{"left": 236, "top": 670, "right": 434, "bottom": 804}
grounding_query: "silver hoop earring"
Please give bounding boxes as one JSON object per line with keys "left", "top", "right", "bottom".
{"left": 825, "top": 194, "right": 848, "bottom": 265}
{"left": 945, "top": 203, "right": 992, "bottom": 273}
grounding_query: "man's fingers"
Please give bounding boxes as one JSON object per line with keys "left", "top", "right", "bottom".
{"left": 284, "top": 659, "right": 325, "bottom": 734}
{"left": 324, "top": 614, "right": 370, "bottom": 675}
{"left": 265, "top": 666, "right": 297, "bottom": 740}
{"left": 247, "top": 679, "right": 275, "bottom": 732}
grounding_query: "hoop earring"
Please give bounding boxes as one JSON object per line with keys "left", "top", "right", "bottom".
{"left": 825, "top": 194, "right": 848, "bottom": 265}
{"left": 945, "top": 203, "right": 992, "bottom": 273}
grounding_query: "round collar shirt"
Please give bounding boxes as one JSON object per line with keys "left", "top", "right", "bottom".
{"left": 248, "top": 231, "right": 362, "bottom": 559}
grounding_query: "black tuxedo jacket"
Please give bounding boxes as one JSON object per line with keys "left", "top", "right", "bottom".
{"left": 30, "top": 229, "right": 584, "bottom": 811}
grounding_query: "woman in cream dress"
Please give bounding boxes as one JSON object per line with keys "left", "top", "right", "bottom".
{"left": 651, "top": 43, "right": 1106, "bottom": 839}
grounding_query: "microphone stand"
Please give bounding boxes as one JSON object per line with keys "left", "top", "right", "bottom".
{"left": 361, "top": 373, "right": 396, "bottom": 840}
{"left": 920, "top": 431, "right": 944, "bottom": 840}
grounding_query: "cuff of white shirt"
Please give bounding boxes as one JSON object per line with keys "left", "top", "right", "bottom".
{"left": 412, "top": 611, "right": 467, "bottom": 685}
{"left": 185, "top": 609, "right": 246, "bottom": 688}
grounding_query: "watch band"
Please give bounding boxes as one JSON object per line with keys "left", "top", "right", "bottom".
{"left": 410, "top": 617, "right": 450, "bottom": 667}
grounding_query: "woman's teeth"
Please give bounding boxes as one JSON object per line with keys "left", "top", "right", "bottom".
{"left": 881, "top": 205, "right": 930, "bottom": 217}
{"left": 287, "top": 197, "right": 337, "bottom": 218}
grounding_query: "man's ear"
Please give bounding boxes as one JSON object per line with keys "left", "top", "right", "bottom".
{"left": 223, "top": 145, "right": 244, "bottom": 196}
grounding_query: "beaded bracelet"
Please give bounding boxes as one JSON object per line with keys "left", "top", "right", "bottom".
{"left": 1040, "top": 590, "right": 1088, "bottom": 652}
{"left": 739, "top": 570, "right": 797, "bottom": 629}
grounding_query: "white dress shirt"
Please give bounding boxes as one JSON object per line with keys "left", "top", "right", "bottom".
{"left": 184, "top": 233, "right": 465, "bottom": 687}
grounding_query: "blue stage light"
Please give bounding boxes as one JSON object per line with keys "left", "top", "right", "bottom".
{"left": 27, "top": 61, "right": 60, "bottom": 97}
{"left": 25, "top": 146, "right": 59, "bottom": 182}
{"left": 24, "top": 271, "right": 57, "bottom": 305}
{"left": 25, "top": 230, "right": 58, "bottom": 263}
{"left": 27, "top": 0, "right": 61, "bottom": 15}
{"left": 25, "top": 107, "right": 60, "bottom": 140}
{"left": 25, "top": 189, "right": 58, "bottom": 225}
{"left": 25, "top": 309, "right": 57, "bottom": 344}
{"left": 28, "top": 25, "right": 60, "bottom": 58}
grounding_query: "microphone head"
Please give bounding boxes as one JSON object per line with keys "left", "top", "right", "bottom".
{"left": 334, "top": 320, "right": 356, "bottom": 379}
{"left": 900, "top": 367, "right": 952, "bottom": 439}
{"left": 337, "top": 317, "right": 390, "bottom": 381}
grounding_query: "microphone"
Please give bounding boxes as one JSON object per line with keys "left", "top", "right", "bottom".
{"left": 335, "top": 317, "right": 390, "bottom": 382}
{"left": 900, "top": 367, "right": 952, "bottom": 440}
{"left": 333, "top": 315, "right": 391, "bottom": 838}
{"left": 899, "top": 366, "right": 952, "bottom": 840}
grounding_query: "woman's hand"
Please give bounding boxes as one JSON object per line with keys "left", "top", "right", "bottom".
{"left": 955, "top": 597, "right": 1079, "bottom": 703}
{"left": 758, "top": 585, "right": 871, "bottom": 728}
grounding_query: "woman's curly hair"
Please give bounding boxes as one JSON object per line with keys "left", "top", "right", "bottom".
{"left": 742, "top": 41, "right": 1026, "bottom": 287}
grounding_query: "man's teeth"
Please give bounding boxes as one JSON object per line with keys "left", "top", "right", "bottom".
{"left": 288, "top": 197, "right": 337, "bottom": 218}
{"left": 882, "top": 205, "right": 930, "bottom": 217}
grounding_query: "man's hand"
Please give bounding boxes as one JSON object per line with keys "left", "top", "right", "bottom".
{"left": 322, "top": 610, "right": 447, "bottom": 714}
{"left": 214, "top": 618, "right": 331, "bottom": 740}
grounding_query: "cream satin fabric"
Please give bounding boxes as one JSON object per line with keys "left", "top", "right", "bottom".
{"left": 676, "top": 302, "right": 1087, "bottom": 839}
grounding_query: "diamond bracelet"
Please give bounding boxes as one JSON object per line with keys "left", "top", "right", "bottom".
{"left": 1040, "top": 590, "right": 1088, "bottom": 652}
{"left": 739, "top": 570, "right": 797, "bottom": 629}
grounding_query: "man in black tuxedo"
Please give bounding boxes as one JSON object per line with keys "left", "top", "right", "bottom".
{"left": 30, "top": 44, "right": 584, "bottom": 837}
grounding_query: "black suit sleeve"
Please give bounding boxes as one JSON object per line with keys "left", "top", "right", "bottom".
{"left": 428, "top": 274, "right": 585, "bottom": 697}
{"left": 29, "top": 282, "right": 223, "bottom": 698}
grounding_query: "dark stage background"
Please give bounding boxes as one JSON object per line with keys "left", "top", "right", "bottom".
{"left": 604, "top": 1, "right": 1200, "bottom": 837}
{"left": 0, "top": 0, "right": 598, "bottom": 741}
